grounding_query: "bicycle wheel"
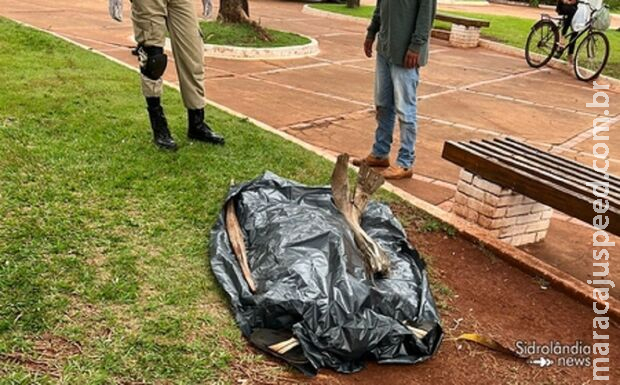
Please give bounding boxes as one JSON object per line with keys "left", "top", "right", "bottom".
{"left": 574, "top": 31, "right": 610, "bottom": 82}
{"left": 525, "top": 20, "right": 559, "bottom": 68}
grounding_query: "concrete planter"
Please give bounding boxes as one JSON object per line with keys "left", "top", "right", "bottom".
{"left": 155, "top": 32, "right": 319, "bottom": 61}
{"left": 201, "top": 36, "right": 319, "bottom": 60}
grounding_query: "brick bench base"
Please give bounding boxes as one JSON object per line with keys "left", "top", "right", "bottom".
{"left": 453, "top": 170, "right": 553, "bottom": 246}
{"left": 449, "top": 24, "right": 481, "bottom": 48}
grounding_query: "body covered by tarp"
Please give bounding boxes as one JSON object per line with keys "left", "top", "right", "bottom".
{"left": 210, "top": 173, "right": 443, "bottom": 375}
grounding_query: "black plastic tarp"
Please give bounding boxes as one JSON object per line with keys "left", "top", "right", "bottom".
{"left": 210, "top": 172, "right": 443, "bottom": 375}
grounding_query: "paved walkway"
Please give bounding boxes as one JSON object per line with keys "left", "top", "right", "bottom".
{"left": 0, "top": 0, "right": 618, "bottom": 289}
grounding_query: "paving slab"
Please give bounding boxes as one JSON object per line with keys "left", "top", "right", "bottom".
{"left": 422, "top": 60, "right": 505, "bottom": 88}
{"left": 265, "top": 18, "right": 364, "bottom": 36}
{"left": 339, "top": 59, "right": 375, "bottom": 72}
{"left": 255, "top": 64, "right": 452, "bottom": 104}
{"left": 430, "top": 48, "right": 528, "bottom": 74}
{"left": 263, "top": 57, "right": 328, "bottom": 70}
{"left": 204, "top": 58, "right": 282, "bottom": 76}
{"left": 527, "top": 70, "right": 612, "bottom": 92}
{"left": 204, "top": 77, "right": 363, "bottom": 128}
{"left": 414, "top": 121, "right": 496, "bottom": 183}
{"left": 419, "top": 90, "right": 595, "bottom": 143}
{"left": 255, "top": 64, "right": 376, "bottom": 103}
{"left": 313, "top": 34, "right": 368, "bottom": 62}
{"left": 471, "top": 75, "right": 620, "bottom": 116}
{"left": 522, "top": 219, "right": 620, "bottom": 298}
{"left": 574, "top": 120, "right": 620, "bottom": 157}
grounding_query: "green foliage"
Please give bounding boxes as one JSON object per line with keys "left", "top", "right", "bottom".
{"left": 312, "top": 3, "right": 375, "bottom": 19}
{"left": 199, "top": 21, "right": 310, "bottom": 48}
{"left": 420, "top": 218, "right": 457, "bottom": 237}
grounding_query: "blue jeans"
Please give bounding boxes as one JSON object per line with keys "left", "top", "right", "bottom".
{"left": 371, "top": 53, "right": 419, "bottom": 169}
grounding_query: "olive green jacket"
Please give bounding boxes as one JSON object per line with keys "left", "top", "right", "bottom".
{"left": 366, "top": 0, "right": 437, "bottom": 67}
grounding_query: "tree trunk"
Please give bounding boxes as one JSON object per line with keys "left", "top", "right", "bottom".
{"left": 219, "top": 0, "right": 250, "bottom": 23}
{"left": 346, "top": 0, "right": 360, "bottom": 8}
{"left": 218, "top": 0, "right": 271, "bottom": 41}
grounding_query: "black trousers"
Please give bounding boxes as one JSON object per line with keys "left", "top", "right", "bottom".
{"left": 557, "top": 2, "right": 578, "bottom": 54}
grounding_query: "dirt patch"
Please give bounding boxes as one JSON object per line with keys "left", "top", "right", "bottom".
{"left": 245, "top": 202, "right": 618, "bottom": 384}
{"left": 1, "top": 333, "right": 82, "bottom": 379}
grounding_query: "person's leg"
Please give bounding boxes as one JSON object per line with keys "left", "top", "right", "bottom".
{"left": 167, "top": 0, "right": 224, "bottom": 144}
{"left": 166, "top": 0, "right": 204, "bottom": 110}
{"left": 131, "top": 0, "right": 177, "bottom": 150}
{"left": 371, "top": 52, "right": 396, "bottom": 160}
{"left": 565, "top": 6, "right": 578, "bottom": 62}
{"left": 391, "top": 65, "right": 419, "bottom": 170}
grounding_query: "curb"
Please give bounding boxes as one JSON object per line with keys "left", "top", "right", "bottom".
{"left": 15, "top": 20, "right": 620, "bottom": 322}
{"left": 162, "top": 36, "right": 319, "bottom": 61}
{"left": 203, "top": 39, "right": 319, "bottom": 60}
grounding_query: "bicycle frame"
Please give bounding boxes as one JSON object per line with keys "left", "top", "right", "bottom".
{"left": 538, "top": 1, "right": 600, "bottom": 54}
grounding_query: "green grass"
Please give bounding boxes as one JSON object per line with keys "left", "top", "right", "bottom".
{"left": 311, "top": 4, "right": 620, "bottom": 79}
{"left": 312, "top": 4, "right": 375, "bottom": 19}
{"left": 199, "top": 21, "right": 310, "bottom": 48}
{"left": 0, "top": 17, "right": 332, "bottom": 384}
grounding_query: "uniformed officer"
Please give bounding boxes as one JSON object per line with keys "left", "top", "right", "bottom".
{"left": 109, "top": 0, "right": 223, "bottom": 150}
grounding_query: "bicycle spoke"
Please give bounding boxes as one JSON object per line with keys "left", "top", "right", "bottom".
{"left": 574, "top": 32, "right": 609, "bottom": 81}
{"left": 526, "top": 20, "right": 558, "bottom": 68}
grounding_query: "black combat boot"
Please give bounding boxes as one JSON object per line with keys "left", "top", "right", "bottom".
{"left": 187, "top": 108, "right": 225, "bottom": 145}
{"left": 147, "top": 98, "right": 177, "bottom": 151}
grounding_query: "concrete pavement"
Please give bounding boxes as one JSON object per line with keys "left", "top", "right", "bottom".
{"left": 0, "top": 0, "right": 618, "bottom": 292}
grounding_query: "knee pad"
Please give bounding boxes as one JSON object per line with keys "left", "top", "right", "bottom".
{"left": 138, "top": 46, "right": 168, "bottom": 81}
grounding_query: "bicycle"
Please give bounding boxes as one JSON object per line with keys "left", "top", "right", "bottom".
{"left": 525, "top": 1, "right": 610, "bottom": 82}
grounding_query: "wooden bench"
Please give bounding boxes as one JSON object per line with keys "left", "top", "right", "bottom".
{"left": 442, "top": 137, "right": 619, "bottom": 246}
{"left": 435, "top": 13, "right": 490, "bottom": 48}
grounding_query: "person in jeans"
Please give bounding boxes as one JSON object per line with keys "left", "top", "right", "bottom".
{"left": 353, "top": 0, "right": 437, "bottom": 180}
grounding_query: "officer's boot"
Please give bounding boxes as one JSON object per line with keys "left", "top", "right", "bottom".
{"left": 187, "top": 108, "right": 225, "bottom": 145}
{"left": 147, "top": 97, "right": 177, "bottom": 150}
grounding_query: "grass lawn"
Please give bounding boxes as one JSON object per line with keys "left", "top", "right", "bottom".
{"left": 199, "top": 21, "right": 310, "bottom": 48}
{"left": 0, "top": 17, "right": 336, "bottom": 384}
{"left": 311, "top": 4, "right": 620, "bottom": 79}
{"left": 0, "top": 15, "right": 456, "bottom": 384}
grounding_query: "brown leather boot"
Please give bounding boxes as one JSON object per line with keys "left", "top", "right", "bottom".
{"left": 351, "top": 154, "right": 390, "bottom": 168}
{"left": 382, "top": 165, "right": 413, "bottom": 180}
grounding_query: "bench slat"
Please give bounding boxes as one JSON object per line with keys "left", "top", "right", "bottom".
{"left": 462, "top": 141, "right": 620, "bottom": 207}
{"left": 481, "top": 139, "right": 620, "bottom": 200}
{"left": 488, "top": 139, "right": 620, "bottom": 192}
{"left": 442, "top": 141, "right": 620, "bottom": 235}
{"left": 503, "top": 138, "right": 620, "bottom": 188}
{"left": 435, "top": 13, "right": 491, "bottom": 28}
